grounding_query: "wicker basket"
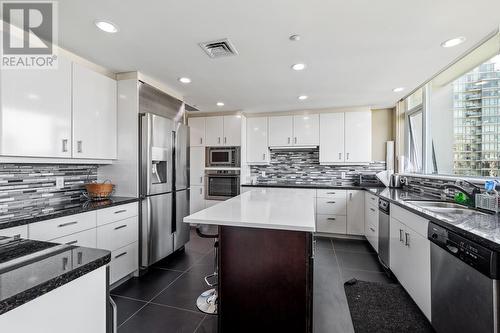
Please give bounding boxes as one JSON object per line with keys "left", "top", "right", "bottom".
{"left": 84, "top": 181, "right": 114, "bottom": 201}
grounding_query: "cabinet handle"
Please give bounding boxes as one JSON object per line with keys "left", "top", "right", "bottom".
{"left": 114, "top": 224, "right": 127, "bottom": 230}
{"left": 58, "top": 221, "right": 78, "bottom": 228}
{"left": 200, "top": 138, "right": 203, "bottom": 144}
{"left": 370, "top": 227, "right": 376, "bottom": 232}
{"left": 326, "top": 201, "right": 336, "bottom": 204}
{"left": 200, "top": 187, "right": 203, "bottom": 195}
{"left": 62, "top": 257, "right": 69, "bottom": 270}
{"left": 339, "top": 152, "right": 342, "bottom": 160}
{"left": 405, "top": 232, "right": 410, "bottom": 247}
{"left": 327, "top": 217, "right": 336, "bottom": 221}
{"left": 326, "top": 192, "right": 336, "bottom": 194}
{"left": 371, "top": 197, "right": 376, "bottom": 201}
{"left": 77, "top": 252, "right": 83, "bottom": 265}
{"left": 399, "top": 229, "right": 404, "bottom": 242}
{"left": 200, "top": 176, "right": 203, "bottom": 184}
{"left": 12, "top": 233, "right": 21, "bottom": 239}
{"left": 224, "top": 137, "right": 227, "bottom": 144}
{"left": 115, "top": 252, "right": 128, "bottom": 259}
{"left": 66, "top": 240, "right": 78, "bottom": 245}
{"left": 349, "top": 193, "right": 352, "bottom": 200}
{"left": 263, "top": 153, "right": 266, "bottom": 160}
{"left": 114, "top": 209, "right": 127, "bottom": 214}
{"left": 288, "top": 137, "right": 291, "bottom": 144}
{"left": 346, "top": 152, "right": 350, "bottom": 160}
{"left": 218, "top": 137, "right": 221, "bottom": 144}
{"left": 62, "top": 139, "right": 68, "bottom": 152}
{"left": 77, "top": 140, "right": 83, "bottom": 153}
{"left": 370, "top": 208, "right": 376, "bottom": 212}
{"left": 294, "top": 137, "right": 297, "bottom": 144}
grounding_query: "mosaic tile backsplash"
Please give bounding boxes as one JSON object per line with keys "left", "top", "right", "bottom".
{"left": 0, "top": 164, "right": 97, "bottom": 222}
{"left": 249, "top": 149, "right": 386, "bottom": 185}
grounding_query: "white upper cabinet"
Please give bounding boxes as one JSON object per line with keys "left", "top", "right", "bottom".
{"left": 190, "top": 146, "right": 205, "bottom": 186}
{"left": 268, "top": 116, "right": 293, "bottom": 146}
{"left": 0, "top": 55, "right": 72, "bottom": 158}
{"left": 188, "top": 117, "right": 205, "bottom": 146}
{"left": 72, "top": 63, "right": 117, "bottom": 159}
{"left": 223, "top": 115, "right": 241, "bottom": 146}
{"left": 344, "top": 111, "right": 371, "bottom": 163}
{"left": 246, "top": 117, "right": 269, "bottom": 164}
{"left": 293, "top": 114, "right": 319, "bottom": 145}
{"left": 205, "top": 116, "right": 224, "bottom": 146}
{"left": 319, "top": 113, "right": 345, "bottom": 163}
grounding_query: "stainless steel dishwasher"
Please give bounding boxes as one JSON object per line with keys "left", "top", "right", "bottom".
{"left": 378, "top": 198, "right": 390, "bottom": 269}
{"left": 428, "top": 222, "right": 500, "bottom": 333}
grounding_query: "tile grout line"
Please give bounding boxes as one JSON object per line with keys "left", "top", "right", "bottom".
{"left": 193, "top": 314, "right": 208, "bottom": 333}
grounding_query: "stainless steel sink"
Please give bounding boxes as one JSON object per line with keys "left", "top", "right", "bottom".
{"left": 405, "top": 200, "right": 491, "bottom": 222}
{"left": 405, "top": 201, "right": 467, "bottom": 209}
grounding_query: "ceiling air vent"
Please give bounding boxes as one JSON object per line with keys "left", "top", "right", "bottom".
{"left": 199, "top": 38, "right": 238, "bottom": 58}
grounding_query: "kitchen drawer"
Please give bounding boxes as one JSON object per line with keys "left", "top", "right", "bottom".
{"left": 96, "top": 202, "right": 138, "bottom": 226}
{"left": 316, "top": 197, "right": 347, "bottom": 215}
{"left": 51, "top": 228, "right": 97, "bottom": 248}
{"left": 29, "top": 211, "right": 96, "bottom": 241}
{"left": 365, "top": 192, "right": 379, "bottom": 207}
{"left": 110, "top": 242, "right": 138, "bottom": 284}
{"left": 365, "top": 203, "right": 378, "bottom": 226}
{"left": 97, "top": 216, "right": 138, "bottom": 252}
{"left": 316, "top": 215, "right": 346, "bottom": 234}
{"left": 316, "top": 189, "right": 347, "bottom": 199}
{"left": 365, "top": 222, "right": 378, "bottom": 251}
{"left": 391, "top": 204, "right": 428, "bottom": 237}
{"left": 0, "top": 225, "right": 28, "bottom": 238}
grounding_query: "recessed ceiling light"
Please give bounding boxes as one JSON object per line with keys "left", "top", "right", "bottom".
{"left": 298, "top": 95, "right": 308, "bottom": 100}
{"left": 441, "top": 36, "right": 466, "bottom": 48}
{"left": 94, "top": 20, "right": 119, "bottom": 33}
{"left": 178, "top": 77, "right": 191, "bottom": 84}
{"left": 289, "top": 34, "right": 301, "bottom": 41}
{"left": 392, "top": 87, "right": 405, "bottom": 93}
{"left": 216, "top": 102, "right": 225, "bottom": 107}
{"left": 291, "top": 63, "right": 306, "bottom": 71}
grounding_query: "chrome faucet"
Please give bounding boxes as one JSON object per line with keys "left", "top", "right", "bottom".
{"left": 441, "top": 180, "right": 481, "bottom": 207}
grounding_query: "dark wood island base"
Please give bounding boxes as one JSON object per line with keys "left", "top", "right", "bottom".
{"left": 218, "top": 225, "right": 314, "bottom": 333}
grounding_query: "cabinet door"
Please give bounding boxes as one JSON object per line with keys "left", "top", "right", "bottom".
{"left": 293, "top": 114, "right": 319, "bottom": 145}
{"left": 190, "top": 147, "right": 205, "bottom": 186}
{"left": 347, "top": 190, "right": 364, "bottom": 235}
{"left": 190, "top": 186, "right": 206, "bottom": 213}
{"left": 247, "top": 117, "right": 269, "bottom": 164}
{"left": 0, "top": 55, "right": 72, "bottom": 158}
{"left": 389, "top": 217, "right": 406, "bottom": 281}
{"left": 223, "top": 115, "right": 241, "bottom": 146}
{"left": 268, "top": 116, "right": 293, "bottom": 146}
{"left": 405, "top": 227, "right": 431, "bottom": 320}
{"left": 188, "top": 117, "right": 205, "bottom": 146}
{"left": 344, "top": 111, "right": 371, "bottom": 163}
{"left": 0, "top": 225, "right": 28, "bottom": 238}
{"left": 205, "top": 116, "right": 224, "bottom": 146}
{"left": 319, "top": 113, "right": 345, "bottom": 163}
{"left": 72, "top": 63, "right": 117, "bottom": 159}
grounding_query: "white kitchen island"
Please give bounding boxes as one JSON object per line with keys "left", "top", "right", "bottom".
{"left": 184, "top": 188, "right": 316, "bottom": 333}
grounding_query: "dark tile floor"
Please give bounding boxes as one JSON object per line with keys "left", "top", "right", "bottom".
{"left": 111, "top": 230, "right": 393, "bottom": 333}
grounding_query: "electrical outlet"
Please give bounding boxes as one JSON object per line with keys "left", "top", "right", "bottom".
{"left": 341, "top": 172, "right": 346, "bottom": 179}
{"left": 261, "top": 171, "right": 266, "bottom": 177}
{"left": 55, "top": 177, "right": 64, "bottom": 189}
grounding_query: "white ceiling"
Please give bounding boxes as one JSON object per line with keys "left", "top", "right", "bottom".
{"left": 57, "top": 0, "right": 500, "bottom": 112}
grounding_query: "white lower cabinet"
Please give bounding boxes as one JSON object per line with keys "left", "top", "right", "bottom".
{"left": 347, "top": 190, "right": 364, "bottom": 235}
{"left": 390, "top": 209, "right": 431, "bottom": 321}
{"left": 52, "top": 228, "right": 97, "bottom": 248}
{"left": 0, "top": 266, "right": 107, "bottom": 333}
{"left": 316, "top": 215, "right": 346, "bottom": 234}
{"left": 96, "top": 216, "right": 138, "bottom": 251}
{"left": 190, "top": 186, "right": 206, "bottom": 213}
{"left": 0, "top": 225, "right": 28, "bottom": 238}
{"left": 109, "top": 242, "right": 139, "bottom": 284}
{"left": 364, "top": 192, "right": 379, "bottom": 252}
{"left": 29, "top": 211, "right": 97, "bottom": 241}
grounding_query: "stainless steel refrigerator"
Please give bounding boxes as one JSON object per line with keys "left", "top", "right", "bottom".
{"left": 139, "top": 112, "right": 190, "bottom": 269}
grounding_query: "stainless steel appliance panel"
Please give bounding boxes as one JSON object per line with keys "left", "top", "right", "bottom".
{"left": 140, "top": 193, "right": 174, "bottom": 267}
{"left": 378, "top": 199, "right": 390, "bottom": 268}
{"left": 205, "top": 170, "right": 240, "bottom": 200}
{"left": 139, "top": 113, "right": 173, "bottom": 196}
{"left": 174, "top": 123, "right": 189, "bottom": 190}
{"left": 174, "top": 189, "right": 190, "bottom": 251}
{"left": 205, "top": 146, "right": 240, "bottom": 168}
{"left": 431, "top": 243, "right": 496, "bottom": 333}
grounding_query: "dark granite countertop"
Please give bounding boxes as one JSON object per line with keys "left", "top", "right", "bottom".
{"left": 0, "top": 196, "right": 139, "bottom": 230}
{"left": 242, "top": 183, "right": 500, "bottom": 251}
{"left": 0, "top": 236, "right": 110, "bottom": 315}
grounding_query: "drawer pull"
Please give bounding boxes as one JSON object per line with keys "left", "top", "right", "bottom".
{"left": 62, "top": 257, "right": 69, "bottom": 270}
{"left": 114, "top": 224, "right": 127, "bottom": 230}
{"left": 77, "top": 252, "right": 83, "bottom": 265}
{"left": 326, "top": 201, "right": 336, "bottom": 204}
{"left": 115, "top": 252, "right": 128, "bottom": 259}
{"left": 405, "top": 232, "right": 410, "bottom": 247}
{"left": 58, "top": 221, "right": 78, "bottom": 228}
{"left": 66, "top": 240, "right": 78, "bottom": 245}
{"left": 370, "top": 227, "right": 376, "bottom": 232}
{"left": 326, "top": 192, "right": 336, "bottom": 194}
{"left": 399, "top": 229, "right": 404, "bottom": 242}
{"left": 370, "top": 208, "right": 376, "bottom": 212}
{"left": 327, "top": 217, "right": 336, "bottom": 221}
{"left": 114, "top": 209, "right": 127, "bottom": 214}
{"left": 371, "top": 197, "right": 376, "bottom": 201}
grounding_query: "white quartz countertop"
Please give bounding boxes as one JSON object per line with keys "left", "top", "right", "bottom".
{"left": 184, "top": 188, "right": 316, "bottom": 232}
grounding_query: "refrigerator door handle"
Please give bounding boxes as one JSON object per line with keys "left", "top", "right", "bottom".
{"left": 146, "top": 196, "right": 154, "bottom": 266}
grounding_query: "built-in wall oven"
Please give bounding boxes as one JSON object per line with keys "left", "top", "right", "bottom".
{"left": 205, "top": 170, "right": 240, "bottom": 200}
{"left": 206, "top": 146, "right": 240, "bottom": 168}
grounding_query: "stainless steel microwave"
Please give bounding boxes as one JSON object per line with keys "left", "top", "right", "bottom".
{"left": 206, "top": 146, "right": 240, "bottom": 168}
